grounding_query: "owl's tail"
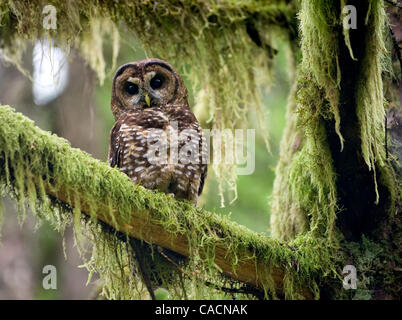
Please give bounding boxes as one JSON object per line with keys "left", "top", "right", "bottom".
{"left": 129, "top": 238, "right": 156, "bottom": 300}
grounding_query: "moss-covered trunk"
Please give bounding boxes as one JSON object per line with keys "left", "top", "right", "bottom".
{"left": 271, "top": 0, "right": 401, "bottom": 299}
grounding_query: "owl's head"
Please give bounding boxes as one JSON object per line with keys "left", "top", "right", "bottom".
{"left": 111, "top": 59, "right": 188, "bottom": 120}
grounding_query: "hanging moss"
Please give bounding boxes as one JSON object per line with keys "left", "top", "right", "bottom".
{"left": 354, "top": 0, "right": 389, "bottom": 204}
{"left": 0, "top": 105, "right": 340, "bottom": 299}
{"left": 0, "top": 0, "right": 298, "bottom": 205}
{"left": 271, "top": 74, "right": 339, "bottom": 243}
{"left": 271, "top": 1, "right": 342, "bottom": 242}
{"left": 271, "top": 0, "right": 397, "bottom": 243}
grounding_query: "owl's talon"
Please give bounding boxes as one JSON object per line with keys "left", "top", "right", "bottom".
{"left": 168, "top": 193, "right": 175, "bottom": 198}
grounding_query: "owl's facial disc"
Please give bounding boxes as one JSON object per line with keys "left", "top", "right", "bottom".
{"left": 112, "top": 59, "right": 186, "bottom": 119}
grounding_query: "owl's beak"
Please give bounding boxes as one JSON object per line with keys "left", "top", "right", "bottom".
{"left": 144, "top": 92, "right": 151, "bottom": 107}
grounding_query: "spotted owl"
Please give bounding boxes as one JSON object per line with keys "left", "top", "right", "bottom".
{"left": 107, "top": 59, "right": 207, "bottom": 299}
{"left": 108, "top": 58, "right": 207, "bottom": 203}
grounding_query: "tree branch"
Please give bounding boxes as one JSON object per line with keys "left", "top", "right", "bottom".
{"left": 0, "top": 105, "right": 319, "bottom": 299}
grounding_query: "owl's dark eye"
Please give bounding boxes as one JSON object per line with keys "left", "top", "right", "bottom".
{"left": 124, "top": 82, "right": 139, "bottom": 95}
{"left": 150, "top": 75, "right": 163, "bottom": 90}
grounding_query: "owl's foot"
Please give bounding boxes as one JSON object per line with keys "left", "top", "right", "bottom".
{"left": 167, "top": 193, "right": 175, "bottom": 198}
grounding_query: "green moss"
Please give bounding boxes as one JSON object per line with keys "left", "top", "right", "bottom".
{"left": 271, "top": 0, "right": 397, "bottom": 243}
{"left": 271, "top": 75, "right": 338, "bottom": 243}
{"left": 344, "top": 236, "right": 383, "bottom": 299}
{"left": 354, "top": 0, "right": 389, "bottom": 204}
{"left": 0, "top": 105, "right": 335, "bottom": 299}
{"left": 339, "top": 234, "right": 401, "bottom": 300}
{"left": 0, "top": 0, "right": 298, "bottom": 205}
{"left": 270, "top": 1, "right": 343, "bottom": 242}
{"left": 270, "top": 4, "right": 399, "bottom": 300}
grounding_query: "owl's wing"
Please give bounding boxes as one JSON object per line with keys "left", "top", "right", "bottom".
{"left": 107, "top": 113, "right": 158, "bottom": 300}
{"left": 197, "top": 128, "right": 208, "bottom": 196}
{"left": 198, "top": 165, "right": 207, "bottom": 196}
{"left": 108, "top": 120, "right": 123, "bottom": 168}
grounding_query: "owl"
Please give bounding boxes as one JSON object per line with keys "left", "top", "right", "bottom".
{"left": 107, "top": 59, "right": 207, "bottom": 299}
{"left": 108, "top": 58, "right": 207, "bottom": 204}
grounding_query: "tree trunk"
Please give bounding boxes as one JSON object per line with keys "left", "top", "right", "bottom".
{"left": 271, "top": 0, "right": 401, "bottom": 299}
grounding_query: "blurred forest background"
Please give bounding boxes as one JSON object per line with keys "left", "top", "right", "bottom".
{"left": 0, "top": 37, "right": 290, "bottom": 299}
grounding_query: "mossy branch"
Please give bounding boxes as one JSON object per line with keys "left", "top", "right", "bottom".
{"left": 0, "top": 105, "right": 329, "bottom": 299}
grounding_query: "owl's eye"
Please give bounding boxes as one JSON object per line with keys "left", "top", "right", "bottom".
{"left": 124, "top": 82, "right": 139, "bottom": 95}
{"left": 150, "top": 75, "right": 163, "bottom": 90}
